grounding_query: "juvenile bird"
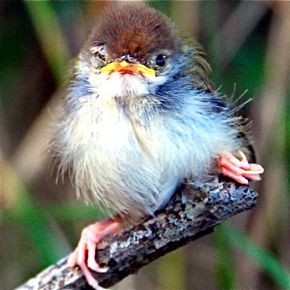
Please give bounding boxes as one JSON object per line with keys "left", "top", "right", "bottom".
{"left": 54, "top": 3, "right": 264, "bottom": 288}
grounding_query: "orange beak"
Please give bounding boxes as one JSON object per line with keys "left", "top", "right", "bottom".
{"left": 100, "top": 60, "right": 156, "bottom": 76}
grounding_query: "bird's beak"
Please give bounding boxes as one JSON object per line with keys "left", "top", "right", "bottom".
{"left": 99, "top": 60, "right": 156, "bottom": 76}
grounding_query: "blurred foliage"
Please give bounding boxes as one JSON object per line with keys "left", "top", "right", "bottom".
{"left": 0, "top": 1, "right": 290, "bottom": 289}
{"left": 214, "top": 227, "right": 236, "bottom": 290}
{"left": 222, "top": 225, "right": 290, "bottom": 289}
{"left": 24, "top": 1, "right": 70, "bottom": 82}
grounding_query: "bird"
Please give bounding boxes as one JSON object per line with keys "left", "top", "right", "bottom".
{"left": 53, "top": 3, "right": 264, "bottom": 289}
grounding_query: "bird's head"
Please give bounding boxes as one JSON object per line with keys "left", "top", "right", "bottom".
{"left": 73, "top": 3, "right": 212, "bottom": 107}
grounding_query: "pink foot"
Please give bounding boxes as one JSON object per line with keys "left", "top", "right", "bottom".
{"left": 68, "top": 217, "right": 123, "bottom": 289}
{"left": 218, "top": 150, "right": 264, "bottom": 185}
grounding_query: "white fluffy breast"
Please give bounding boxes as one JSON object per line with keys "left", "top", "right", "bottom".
{"left": 57, "top": 72, "right": 241, "bottom": 219}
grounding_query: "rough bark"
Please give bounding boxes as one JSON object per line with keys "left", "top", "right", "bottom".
{"left": 16, "top": 177, "right": 258, "bottom": 290}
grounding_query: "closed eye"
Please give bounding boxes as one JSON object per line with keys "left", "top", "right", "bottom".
{"left": 96, "top": 52, "right": 106, "bottom": 61}
{"left": 90, "top": 45, "right": 107, "bottom": 63}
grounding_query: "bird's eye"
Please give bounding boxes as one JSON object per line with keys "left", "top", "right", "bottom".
{"left": 155, "top": 54, "right": 166, "bottom": 67}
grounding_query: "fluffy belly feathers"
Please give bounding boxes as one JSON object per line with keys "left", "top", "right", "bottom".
{"left": 57, "top": 96, "right": 240, "bottom": 219}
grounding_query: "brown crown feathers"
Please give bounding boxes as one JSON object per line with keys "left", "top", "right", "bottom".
{"left": 88, "top": 3, "right": 179, "bottom": 62}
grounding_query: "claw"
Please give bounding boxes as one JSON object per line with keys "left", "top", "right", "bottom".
{"left": 218, "top": 151, "right": 264, "bottom": 184}
{"left": 238, "top": 150, "right": 248, "bottom": 165}
{"left": 68, "top": 217, "right": 123, "bottom": 289}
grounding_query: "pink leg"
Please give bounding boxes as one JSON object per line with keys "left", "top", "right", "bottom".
{"left": 218, "top": 150, "right": 264, "bottom": 185}
{"left": 68, "top": 217, "right": 123, "bottom": 289}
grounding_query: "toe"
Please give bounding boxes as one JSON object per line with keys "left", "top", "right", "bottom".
{"left": 220, "top": 167, "right": 248, "bottom": 184}
{"left": 219, "top": 152, "right": 264, "bottom": 184}
{"left": 219, "top": 157, "right": 244, "bottom": 175}
{"left": 76, "top": 240, "right": 103, "bottom": 289}
{"left": 220, "top": 152, "right": 250, "bottom": 169}
{"left": 68, "top": 218, "right": 123, "bottom": 288}
{"left": 87, "top": 240, "right": 108, "bottom": 273}
{"left": 247, "top": 164, "right": 264, "bottom": 174}
{"left": 67, "top": 250, "right": 78, "bottom": 268}
{"left": 79, "top": 260, "right": 102, "bottom": 290}
{"left": 243, "top": 173, "right": 262, "bottom": 181}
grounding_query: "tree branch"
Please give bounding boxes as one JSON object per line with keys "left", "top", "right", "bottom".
{"left": 16, "top": 177, "right": 258, "bottom": 290}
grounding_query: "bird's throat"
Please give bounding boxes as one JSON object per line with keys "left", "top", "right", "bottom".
{"left": 94, "top": 73, "right": 150, "bottom": 101}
